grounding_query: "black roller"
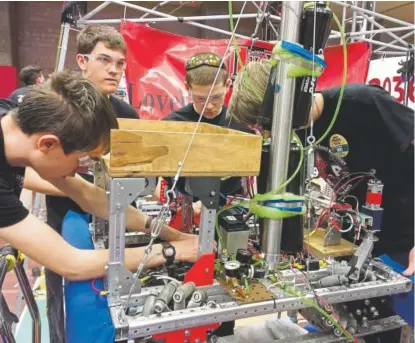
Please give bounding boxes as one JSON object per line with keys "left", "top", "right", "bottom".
{"left": 236, "top": 249, "right": 253, "bottom": 264}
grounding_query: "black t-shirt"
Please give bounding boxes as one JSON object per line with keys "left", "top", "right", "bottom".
{"left": 304, "top": 84, "right": 414, "bottom": 256}
{"left": 9, "top": 86, "right": 32, "bottom": 104}
{"left": 0, "top": 100, "right": 29, "bottom": 228}
{"left": 164, "top": 104, "right": 249, "bottom": 198}
{"left": 46, "top": 95, "right": 139, "bottom": 232}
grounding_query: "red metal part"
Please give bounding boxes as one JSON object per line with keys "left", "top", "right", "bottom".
{"left": 160, "top": 179, "right": 168, "bottom": 203}
{"left": 169, "top": 207, "right": 201, "bottom": 231}
{"left": 154, "top": 256, "right": 218, "bottom": 343}
{"left": 152, "top": 323, "right": 220, "bottom": 343}
{"left": 366, "top": 192, "right": 382, "bottom": 206}
{"left": 184, "top": 253, "right": 215, "bottom": 287}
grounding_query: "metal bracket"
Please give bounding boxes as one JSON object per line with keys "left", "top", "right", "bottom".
{"left": 110, "top": 306, "right": 129, "bottom": 342}
{"left": 348, "top": 231, "right": 378, "bottom": 282}
{"left": 107, "top": 177, "right": 154, "bottom": 305}
{"left": 185, "top": 177, "right": 221, "bottom": 210}
{"left": 324, "top": 227, "right": 342, "bottom": 246}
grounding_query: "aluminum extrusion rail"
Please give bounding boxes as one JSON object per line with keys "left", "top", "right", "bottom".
{"left": 125, "top": 276, "right": 411, "bottom": 337}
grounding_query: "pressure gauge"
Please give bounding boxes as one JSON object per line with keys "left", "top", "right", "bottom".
{"left": 224, "top": 260, "right": 241, "bottom": 278}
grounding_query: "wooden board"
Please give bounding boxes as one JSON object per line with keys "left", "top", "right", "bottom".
{"left": 108, "top": 120, "right": 262, "bottom": 178}
{"left": 303, "top": 228, "right": 356, "bottom": 259}
{"left": 117, "top": 119, "right": 246, "bottom": 135}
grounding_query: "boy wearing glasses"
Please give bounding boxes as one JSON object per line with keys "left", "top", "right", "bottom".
{"left": 166, "top": 53, "right": 229, "bottom": 124}
{"left": 46, "top": 24, "right": 139, "bottom": 343}
{"left": 163, "top": 52, "right": 247, "bottom": 337}
{"left": 157, "top": 53, "right": 248, "bottom": 217}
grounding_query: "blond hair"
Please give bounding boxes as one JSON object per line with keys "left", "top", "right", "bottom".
{"left": 227, "top": 60, "right": 271, "bottom": 125}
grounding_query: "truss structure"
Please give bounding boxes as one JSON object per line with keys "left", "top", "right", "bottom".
{"left": 56, "top": 0, "right": 415, "bottom": 71}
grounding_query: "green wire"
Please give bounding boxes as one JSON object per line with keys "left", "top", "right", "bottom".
{"left": 273, "top": 280, "right": 355, "bottom": 342}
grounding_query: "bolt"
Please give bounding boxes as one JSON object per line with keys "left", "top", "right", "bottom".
{"left": 117, "top": 204, "right": 122, "bottom": 210}
{"left": 185, "top": 330, "right": 190, "bottom": 337}
{"left": 210, "top": 191, "right": 216, "bottom": 197}
{"left": 205, "top": 268, "right": 210, "bottom": 273}
{"left": 364, "top": 299, "right": 370, "bottom": 306}
{"left": 356, "top": 309, "right": 362, "bottom": 316}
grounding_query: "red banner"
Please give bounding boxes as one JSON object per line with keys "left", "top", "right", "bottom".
{"left": 316, "top": 41, "right": 372, "bottom": 91}
{"left": 121, "top": 22, "right": 371, "bottom": 120}
{"left": 0, "top": 66, "right": 17, "bottom": 98}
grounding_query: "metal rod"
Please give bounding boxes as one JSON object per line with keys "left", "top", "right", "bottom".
{"left": 374, "top": 31, "right": 415, "bottom": 53}
{"left": 360, "top": 37, "right": 411, "bottom": 52}
{"left": 78, "top": 1, "right": 110, "bottom": 21}
{"left": 404, "top": 52, "right": 410, "bottom": 106}
{"left": 262, "top": 1, "right": 303, "bottom": 271}
{"left": 83, "top": 13, "right": 262, "bottom": 23}
{"left": 350, "top": 1, "right": 358, "bottom": 42}
{"left": 56, "top": 23, "right": 70, "bottom": 72}
{"left": 341, "top": 4, "right": 346, "bottom": 31}
{"left": 14, "top": 261, "right": 41, "bottom": 343}
{"left": 369, "top": 1, "right": 376, "bottom": 38}
{"left": 373, "top": 51, "right": 410, "bottom": 56}
{"left": 140, "top": 1, "right": 170, "bottom": 19}
{"left": 78, "top": 0, "right": 252, "bottom": 40}
{"left": 332, "top": 0, "right": 414, "bottom": 27}
{"left": 330, "top": 26, "right": 415, "bottom": 39}
{"left": 358, "top": 10, "right": 409, "bottom": 47}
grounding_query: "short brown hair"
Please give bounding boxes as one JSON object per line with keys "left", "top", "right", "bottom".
{"left": 14, "top": 71, "right": 118, "bottom": 154}
{"left": 185, "top": 53, "right": 228, "bottom": 87}
{"left": 227, "top": 60, "right": 271, "bottom": 125}
{"left": 77, "top": 24, "right": 127, "bottom": 55}
{"left": 20, "top": 65, "right": 43, "bottom": 86}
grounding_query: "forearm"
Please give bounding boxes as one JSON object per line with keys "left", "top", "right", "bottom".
{"left": 76, "top": 244, "right": 167, "bottom": 281}
{"left": 52, "top": 175, "right": 184, "bottom": 242}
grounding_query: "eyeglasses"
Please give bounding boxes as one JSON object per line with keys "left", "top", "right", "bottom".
{"left": 81, "top": 54, "right": 127, "bottom": 71}
{"left": 185, "top": 53, "right": 226, "bottom": 71}
{"left": 191, "top": 92, "right": 225, "bottom": 105}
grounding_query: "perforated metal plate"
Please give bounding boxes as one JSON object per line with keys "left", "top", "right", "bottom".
{"left": 217, "top": 278, "right": 276, "bottom": 305}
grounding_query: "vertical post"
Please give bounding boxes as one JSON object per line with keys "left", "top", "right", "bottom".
{"left": 262, "top": 1, "right": 303, "bottom": 270}
{"left": 198, "top": 206, "right": 216, "bottom": 257}
{"left": 92, "top": 160, "right": 108, "bottom": 248}
{"left": 56, "top": 22, "right": 70, "bottom": 72}
{"left": 14, "top": 261, "right": 41, "bottom": 343}
{"left": 351, "top": 2, "right": 358, "bottom": 42}
{"left": 107, "top": 178, "right": 146, "bottom": 303}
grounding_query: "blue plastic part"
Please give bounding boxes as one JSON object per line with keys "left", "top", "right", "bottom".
{"left": 281, "top": 40, "right": 327, "bottom": 68}
{"left": 379, "top": 254, "right": 414, "bottom": 327}
{"left": 62, "top": 211, "right": 115, "bottom": 343}
{"left": 304, "top": 323, "right": 320, "bottom": 333}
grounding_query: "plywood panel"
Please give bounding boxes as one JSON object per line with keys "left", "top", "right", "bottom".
{"left": 117, "top": 119, "right": 246, "bottom": 135}
{"left": 304, "top": 229, "right": 356, "bottom": 259}
{"left": 109, "top": 121, "right": 262, "bottom": 177}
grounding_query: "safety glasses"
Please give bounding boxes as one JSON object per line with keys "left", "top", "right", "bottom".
{"left": 185, "top": 53, "right": 226, "bottom": 71}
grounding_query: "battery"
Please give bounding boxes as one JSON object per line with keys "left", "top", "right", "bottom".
{"left": 219, "top": 212, "right": 249, "bottom": 255}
